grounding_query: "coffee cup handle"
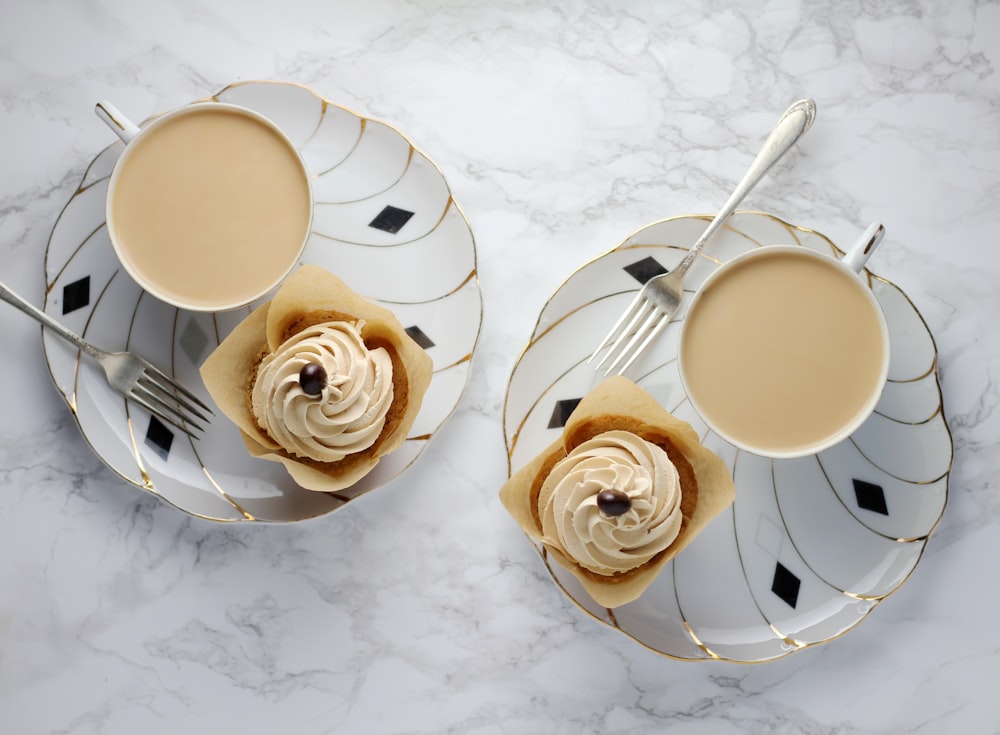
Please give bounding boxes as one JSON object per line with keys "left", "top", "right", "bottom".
{"left": 841, "top": 222, "right": 885, "bottom": 274}
{"left": 94, "top": 101, "right": 141, "bottom": 144}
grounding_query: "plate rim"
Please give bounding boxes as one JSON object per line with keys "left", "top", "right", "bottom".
{"left": 41, "top": 79, "right": 483, "bottom": 523}
{"left": 501, "top": 209, "right": 952, "bottom": 663}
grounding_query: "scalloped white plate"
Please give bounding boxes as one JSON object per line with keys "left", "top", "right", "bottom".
{"left": 503, "top": 211, "right": 951, "bottom": 663}
{"left": 43, "top": 81, "right": 481, "bottom": 522}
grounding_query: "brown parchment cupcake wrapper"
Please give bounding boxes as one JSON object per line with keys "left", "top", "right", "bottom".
{"left": 500, "top": 376, "right": 735, "bottom": 608}
{"left": 200, "top": 264, "right": 433, "bottom": 492}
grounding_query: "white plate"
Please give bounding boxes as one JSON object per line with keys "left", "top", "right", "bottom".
{"left": 43, "top": 81, "right": 482, "bottom": 522}
{"left": 503, "top": 211, "right": 951, "bottom": 663}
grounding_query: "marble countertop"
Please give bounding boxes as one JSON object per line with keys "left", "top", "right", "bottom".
{"left": 2, "top": 1, "right": 998, "bottom": 732}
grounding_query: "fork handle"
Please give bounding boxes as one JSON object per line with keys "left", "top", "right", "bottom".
{"left": 673, "top": 98, "right": 817, "bottom": 278}
{"left": 0, "top": 279, "right": 102, "bottom": 359}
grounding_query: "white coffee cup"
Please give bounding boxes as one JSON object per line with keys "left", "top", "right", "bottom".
{"left": 96, "top": 100, "right": 313, "bottom": 312}
{"left": 677, "top": 223, "right": 890, "bottom": 459}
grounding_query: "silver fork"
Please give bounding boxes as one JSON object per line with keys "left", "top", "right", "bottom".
{"left": 0, "top": 280, "right": 212, "bottom": 438}
{"left": 589, "top": 98, "right": 817, "bottom": 376}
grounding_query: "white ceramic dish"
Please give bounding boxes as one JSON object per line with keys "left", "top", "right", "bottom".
{"left": 503, "top": 211, "right": 951, "bottom": 663}
{"left": 43, "top": 81, "right": 482, "bottom": 522}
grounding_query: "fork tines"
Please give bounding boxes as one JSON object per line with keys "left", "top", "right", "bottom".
{"left": 132, "top": 360, "right": 213, "bottom": 438}
{"left": 588, "top": 294, "right": 671, "bottom": 376}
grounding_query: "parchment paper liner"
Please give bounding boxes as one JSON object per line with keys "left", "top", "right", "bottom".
{"left": 201, "top": 264, "right": 433, "bottom": 492}
{"left": 500, "top": 376, "right": 735, "bottom": 608}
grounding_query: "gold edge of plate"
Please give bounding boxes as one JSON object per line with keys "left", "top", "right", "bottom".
{"left": 499, "top": 211, "right": 952, "bottom": 660}
{"left": 772, "top": 455, "right": 931, "bottom": 599}
{"left": 723, "top": 456, "right": 916, "bottom": 649}
{"left": 533, "top": 545, "right": 714, "bottom": 663}
{"left": 887, "top": 353, "right": 939, "bottom": 384}
{"left": 39, "top": 271, "right": 160, "bottom": 497}
{"left": 199, "top": 466, "right": 256, "bottom": 521}
{"left": 44, "top": 79, "right": 482, "bottom": 523}
{"left": 871, "top": 272, "right": 942, "bottom": 382}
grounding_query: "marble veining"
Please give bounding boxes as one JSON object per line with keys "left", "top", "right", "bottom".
{"left": 1, "top": 0, "right": 999, "bottom": 732}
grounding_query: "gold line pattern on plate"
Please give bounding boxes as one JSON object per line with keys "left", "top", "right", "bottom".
{"left": 847, "top": 435, "right": 952, "bottom": 487}
{"left": 123, "top": 290, "right": 164, "bottom": 495}
{"left": 813, "top": 453, "right": 941, "bottom": 543}
{"left": 726, "top": 481, "right": 858, "bottom": 654}
{"left": 871, "top": 403, "right": 944, "bottom": 425}
{"left": 124, "top": 415, "right": 155, "bottom": 491}
{"left": 501, "top": 211, "right": 951, "bottom": 663}
{"left": 42, "top": 80, "right": 482, "bottom": 522}
{"left": 199, "top": 466, "right": 257, "bottom": 521}
{"left": 310, "top": 194, "right": 455, "bottom": 249}
{"left": 315, "top": 116, "right": 366, "bottom": 179}
{"left": 767, "top": 455, "right": 918, "bottom": 599}
{"left": 46, "top": 220, "right": 106, "bottom": 297}
{"left": 682, "top": 622, "right": 720, "bottom": 660}
{"left": 432, "top": 353, "right": 474, "bottom": 373}
{"left": 298, "top": 96, "right": 328, "bottom": 149}
{"left": 377, "top": 268, "right": 480, "bottom": 305}
{"left": 315, "top": 139, "right": 413, "bottom": 203}
{"left": 165, "top": 309, "right": 252, "bottom": 520}
{"left": 70, "top": 270, "right": 120, "bottom": 417}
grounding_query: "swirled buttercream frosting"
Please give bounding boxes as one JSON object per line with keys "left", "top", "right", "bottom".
{"left": 539, "top": 430, "right": 683, "bottom": 575}
{"left": 251, "top": 320, "right": 394, "bottom": 463}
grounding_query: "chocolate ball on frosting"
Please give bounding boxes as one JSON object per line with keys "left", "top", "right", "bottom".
{"left": 298, "top": 362, "right": 328, "bottom": 396}
{"left": 596, "top": 489, "right": 632, "bottom": 517}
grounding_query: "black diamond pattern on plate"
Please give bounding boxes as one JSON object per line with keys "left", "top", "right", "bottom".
{"left": 144, "top": 415, "right": 174, "bottom": 461}
{"left": 853, "top": 478, "right": 889, "bottom": 515}
{"left": 623, "top": 257, "right": 668, "bottom": 284}
{"left": 548, "top": 398, "right": 582, "bottom": 429}
{"left": 405, "top": 325, "right": 435, "bottom": 350}
{"left": 369, "top": 205, "right": 415, "bottom": 234}
{"left": 62, "top": 276, "right": 91, "bottom": 315}
{"left": 771, "top": 562, "right": 801, "bottom": 609}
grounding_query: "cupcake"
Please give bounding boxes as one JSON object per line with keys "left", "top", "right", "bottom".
{"left": 200, "top": 264, "right": 433, "bottom": 492}
{"left": 500, "top": 376, "right": 735, "bottom": 607}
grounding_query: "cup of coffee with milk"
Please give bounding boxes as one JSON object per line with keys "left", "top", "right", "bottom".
{"left": 95, "top": 100, "right": 313, "bottom": 312}
{"left": 678, "top": 223, "right": 890, "bottom": 459}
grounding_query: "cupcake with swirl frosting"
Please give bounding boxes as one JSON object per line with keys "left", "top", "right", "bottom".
{"left": 201, "top": 265, "right": 432, "bottom": 492}
{"left": 251, "top": 321, "right": 394, "bottom": 463}
{"left": 501, "top": 376, "right": 734, "bottom": 608}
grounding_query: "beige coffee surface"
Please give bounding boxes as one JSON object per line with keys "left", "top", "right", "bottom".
{"left": 681, "top": 250, "right": 885, "bottom": 455}
{"left": 111, "top": 107, "right": 311, "bottom": 309}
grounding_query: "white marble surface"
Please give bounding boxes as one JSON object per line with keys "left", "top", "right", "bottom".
{"left": 1, "top": 0, "right": 998, "bottom": 732}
